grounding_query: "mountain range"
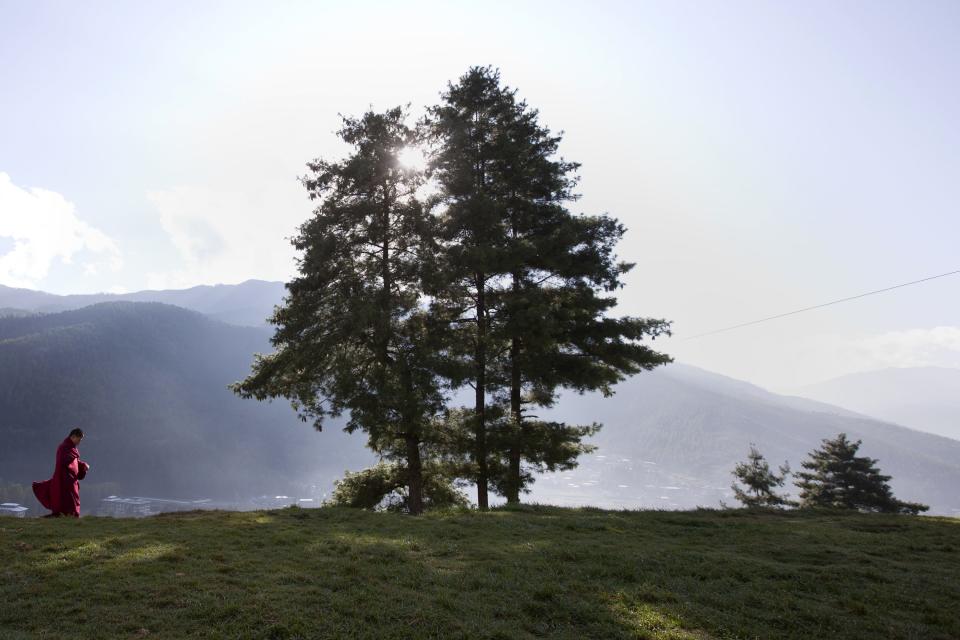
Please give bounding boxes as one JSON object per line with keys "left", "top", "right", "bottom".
{"left": 2, "top": 282, "right": 958, "bottom": 516}
{"left": 530, "top": 364, "right": 960, "bottom": 515}
{"left": 799, "top": 367, "right": 960, "bottom": 441}
{"left": 0, "top": 280, "right": 285, "bottom": 326}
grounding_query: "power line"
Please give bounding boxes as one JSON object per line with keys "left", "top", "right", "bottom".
{"left": 684, "top": 268, "right": 960, "bottom": 340}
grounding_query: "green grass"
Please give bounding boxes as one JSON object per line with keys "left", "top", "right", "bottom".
{"left": 1, "top": 506, "right": 958, "bottom": 639}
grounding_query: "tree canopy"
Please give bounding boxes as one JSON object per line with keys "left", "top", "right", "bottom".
{"left": 235, "top": 68, "right": 672, "bottom": 513}
{"left": 232, "top": 107, "right": 442, "bottom": 514}
{"left": 423, "top": 66, "right": 671, "bottom": 505}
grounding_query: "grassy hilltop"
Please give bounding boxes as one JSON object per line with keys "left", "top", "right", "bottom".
{"left": 1, "top": 507, "right": 958, "bottom": 640}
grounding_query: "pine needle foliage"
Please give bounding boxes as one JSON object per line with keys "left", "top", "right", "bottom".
{"left": 231, "top": 107, "right": 441, "bottom": 514}
{"left": 794, "top": 433, "right": 929, "bottom": 515}
{"left": 731, "top": 445, "right": 794, "bottom": 508}
{"left": 423, "top": 66, "right": 671, "bottom": 505}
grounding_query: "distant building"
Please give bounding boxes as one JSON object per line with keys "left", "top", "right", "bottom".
{"left": 99, "top": 496, "right": 213, "bottom": 518}
{"left": 0, "top": 503, "right": 28, "bottom": 518}
{"left": 251, "top": 495, "right": 322, "bottom": 509}
{"left": 251, "top": 495, "right": 296, "bottom": 509}
{"left": 99, "top": 496, "right": 153, "bottom": 517}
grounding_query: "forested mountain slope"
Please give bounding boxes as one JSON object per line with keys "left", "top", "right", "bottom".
{"left": 0, "top": 302, "right": 369, "bottom": 502}
{"left": 532, "top": 364, "right": 960, "bottom": 515}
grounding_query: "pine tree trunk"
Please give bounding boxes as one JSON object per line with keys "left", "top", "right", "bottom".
{"left": 506, "top": 335, "right": 522, "bottom": 504}
{"left": 379, "top": 232, "right": 391, "bottom": 364}
{"left": 471, "top": 121, "right": 489, "bottom": 511}
{"left": 505, "top": 220, "right": 523, "bottom": 504}
{"left": 405, "top": 433, "right": 424, "bottom": 516}
{"left": 475, "top": 271, "right": 489, "bottom": 510}
{"left": 377, "top": 196, "right": 424, "bottom": 514}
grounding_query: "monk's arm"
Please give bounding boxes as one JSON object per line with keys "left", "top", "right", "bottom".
{"left": 58, "top": 448, "right": 79, "bottom": 478}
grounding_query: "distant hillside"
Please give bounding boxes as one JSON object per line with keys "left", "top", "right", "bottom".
{"left": 798, "top": 367, "right": 960, "bottom": 441}
{"left": 3, "top": 302, "right": 957, "bottom": 516}
{"left": 530, "top": 363, "right": 960, "bottom": 515}
{"left": 0, "top": 302, "right": 370, "bottom": 503}
{"left": 0, "top": 280, "right": 285, "bottom": 326}
{"left": 0, "top": 308, "right": 36, "bottom": 318}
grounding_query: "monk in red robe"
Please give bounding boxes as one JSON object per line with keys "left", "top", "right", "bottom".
{"left": 33, "top": 428, "right": 90, "bottom": 517}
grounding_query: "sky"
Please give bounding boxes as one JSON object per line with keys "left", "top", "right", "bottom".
{"left": 1, "top": 0, "right": 959, "bottom": 391}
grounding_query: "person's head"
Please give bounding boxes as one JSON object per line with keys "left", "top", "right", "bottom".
{"left": 68, "top": 428, "right": 84, "bottom": 445}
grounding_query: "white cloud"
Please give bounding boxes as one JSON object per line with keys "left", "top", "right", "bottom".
{"left": 850, "top": 326, "right": 960, "bottom": 369}
{"left": 146, "top": 184, "right": 302, "bottom": 289}
{"left": 0, "top": 173, "right": 122, "bottom": 288}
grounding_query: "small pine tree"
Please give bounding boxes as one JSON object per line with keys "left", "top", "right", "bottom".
{"left": 731, "top": 445, "right": 793, "bottom": 508}
{"left": 794, "top": 433, "right": 929, "bottom": 515}
{"left": 329, "top": 461, "right": 469, "bottom": 513}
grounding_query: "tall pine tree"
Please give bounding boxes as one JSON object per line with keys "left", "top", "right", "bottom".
{"left": 232, "top": 108, "right": 441, "bottom": 514}
{"left": 426, "top": 66, "right": 672, "bottom": 504}
{"left": 496, "top": 180, "right": 673, "bottom": 503}
{"left": 795, "top": 433, "right": 928, "bottom": 515}
{"left": 423, "top": 67, "right": 517, "bottom": 509}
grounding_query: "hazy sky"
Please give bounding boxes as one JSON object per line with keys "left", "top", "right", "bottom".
{"left": 2, "top": 1, "right": 959, "bottom": 390}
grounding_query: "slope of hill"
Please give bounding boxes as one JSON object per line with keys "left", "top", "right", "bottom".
{"left": 798, "top": 367, "right": 960, "bottom": 441}
{"left": 0, "top": 302, "right": 370, "bottom": 503}
{"left": 1, "top": 507, "right": 957, "bottom": 640}
{"left": 0, "top": 280, "right": 285, "bottom": 326}
{"left": 530, "top": 363, "right": 960, "bottom": 515}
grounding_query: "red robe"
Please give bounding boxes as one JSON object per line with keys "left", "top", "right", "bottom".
{"left": 33, "top": 437, "right": 89, "bottom": 517}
